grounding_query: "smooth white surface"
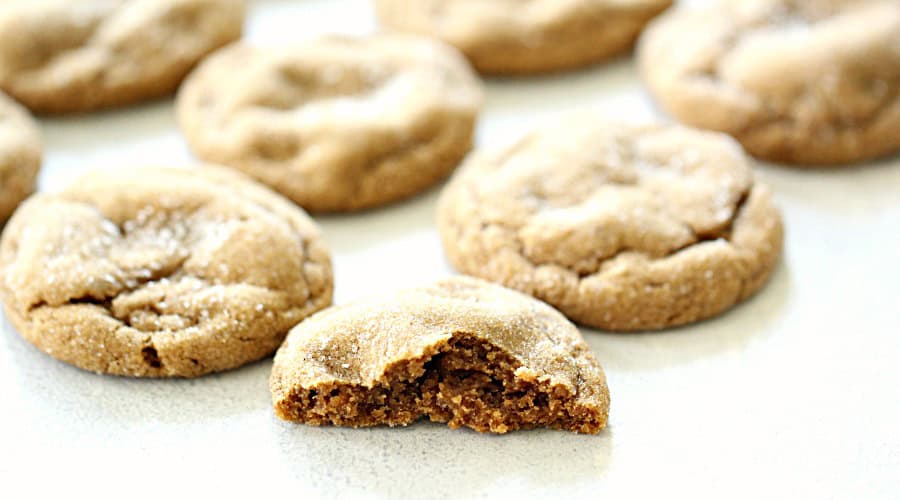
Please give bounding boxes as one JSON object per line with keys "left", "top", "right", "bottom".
{"left": 2, "top": 1, "right": 899, "bottom": 498}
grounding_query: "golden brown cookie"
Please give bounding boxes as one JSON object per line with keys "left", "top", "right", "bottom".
{"left": 271, "top": 276, "right": 609, "bottom": 434}
{"left": 0, "top": 166, "right": 333, "bottom": 377}
{"left": 374, "top": 0, "right": 672, "bottom": 75}
{"left": 176, "top": 34, "right": 483, "bottom": 212}
{"left": 0, "top": 0, "right": 244, "bottom": 114}
{"left": 437, "top": 117, "right": 784, "bottom": 331}
{"left": 0, "top": 92, "right": 41, "bottom": 224}
{"left": 638, "top": 0, "right": 900, "bottom": 165}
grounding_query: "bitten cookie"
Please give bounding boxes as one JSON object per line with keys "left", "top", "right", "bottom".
{"left": 374, "top": 0, "right": 672, "bottom": 75}
{"left": 0, "top": 0, "right": 244, "bottom": 114}
{"left": 638, "top": 0, "right": 900, "bottom": 165}
{"left": 271, "top": 276, "right": 609, "bottom": 434}
{"left": 0, "top": 92, "right": 41, "bottom": 224}
{"left": 0, "top": 166, "right": 333, "bottom": 377}
{"left": 437, "top": 117, "right": 784, "bottom": 332}
{"left": 176, "top": 34, "right": 483, "bottom": 212}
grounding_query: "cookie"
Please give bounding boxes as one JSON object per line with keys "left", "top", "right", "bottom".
{"left": 374, "top": 0, "right": 672, "bottom": 75}
{"left": 437, "top": 117, "right": 784, "bottom": 331}
{"left": 0, "top": 166, "right": 333, "bottom": 377}
{"left": 270, "top": 276, "right": 610, "bottom": 434}
{"left": 176, "top": 35, "right": 483, "bottom": 213}
{"left": 638, "top": 0, "right": 900, "bottom": 165}
{"left": 0, "top": 92, "right": 41, "bottom": 224}
{"left": 0, "top": 0, "right": 244, "bottom": 114}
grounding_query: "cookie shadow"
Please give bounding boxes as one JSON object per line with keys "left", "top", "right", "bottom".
{"left": 273, "top": 419, "right": 613, "bottom": 498}
{"left": 480, "top": 57, "right": 655, "bottom": 145}
{"left": 38, "top": 98, "right": 178, "bottom": 150}
{"left": 755, "top": 155, "right": 900, "bottom": 215}
{"left": 315, "top": 187, "right": 442, "bottom": 254}
{"left": 485, "top": 53, "right": 637, "bottom": 91}
{"left": 584, "top": 257, "right": 793, "bottom": 372}
{"left": 36, "top": 99, "right": 192, "bottom": 191}
{"left": 0, "top": 313, "right": 272, "bottom": 428}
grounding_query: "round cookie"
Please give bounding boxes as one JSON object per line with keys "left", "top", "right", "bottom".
{"left": 437, "top": 117, "right": 784, "bottom": 332}
{"left": 0, "top": 92, "right": 41, "bottom": 224}
{"left": 374, "top": 0, "right": 673, "bottom": 75}
{"left": 271, "top": 276, "right": 610, "bottom": 434}
{"left": 0, "top": 0, "right": 245, "bottom": 114}
{"left": 176, "top": 34, "right": 483, "bottom": 212}
{"left": 0, "top": 166, "right": 333, "bottom": 377}
{"left": 638, "top": 0, "right": 900, "bottom": 165}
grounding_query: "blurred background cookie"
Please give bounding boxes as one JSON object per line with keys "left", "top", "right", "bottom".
{"left": 374, "top": 0, "right": 672, "bottom": 75}
{"left": 639, "top": 0, "right": 900, "bottom": 165}
{"left": 438, "top": 116, "right": 784, "bottom": 331}
{"left": 176, "top": 34, "right": 483, "bottom": 212}
{"left": 0, "top": 92, "right": 41, "bottom": 224}
{"left": 0, "top": 166, "right": 333, "bottom": 377}
{"left": 0, "top": 0, "right": 244, "bottom": 114}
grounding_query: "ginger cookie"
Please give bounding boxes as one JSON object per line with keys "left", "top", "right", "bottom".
{"left": 374, "top": 0, "right": 672, "bottom": 75}
{"left": 638, "top": 0, "right": 900, "bottom": 165}
{"left": 176, "top": 34, "right": 483, "bottom": 212}
{"left": 0, "top": 166, "right": 333, "bottom": 377}
{"left": 271, "top": 276, "right": 609, "bottom": 434}
{"left": 0, "top": 92, "right": 41, "bottom": 224}
{"left": 437, "top": 117, "right": 784, "bottom": 332}
{"left": 0, "top": 0, "right": 244, "bottom": 114}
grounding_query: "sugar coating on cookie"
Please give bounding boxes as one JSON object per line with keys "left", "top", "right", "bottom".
{"left": 437, "top": 117, "right": 784, "bottom": 331}
{"left": 0, "top": 92, "right": 41, "bottom": 223}
{"left": 0, "top": 166, "right": 333, "bottom": 377}
{"left": 176, "top": 34, "right": 483, "bottom": 212}
{"left": 0, "top": 0, "right": 244, "bottom": 114}
{"left": 374, "top": 0, "right": 672, "bottom": 75}
{"left": 639, "top": 0, "right": 900, "bottom": 165}
{"left": 271, "top": 276, "right": 609, "bottom": 434}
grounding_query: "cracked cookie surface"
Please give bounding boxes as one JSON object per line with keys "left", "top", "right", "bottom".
{"left": 271, "top": 276, "right": 609, "bottom": 434}
{"left": 0, "top": 0, "right": 244, "bottom": 114}
{"left": 375, "top": 0, "right": 672, "bottom": 75}
{"left": 176, "top": 34, "right": 483, "bottom": 212}
{"left": 437, "top": 117, "right": 783, "bottom": 331}
{"left": 0, "top": 166, "right": 333, "bottom": 377}
{"left": 0, "top": 92, "right": 41, "bottom": 224}
{"left": 638, "top": 0, "right": 900, "bottom": 165}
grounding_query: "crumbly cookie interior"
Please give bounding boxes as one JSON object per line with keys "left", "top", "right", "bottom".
{"left": 274, "top": 333, "right": 605, "bottom": 434}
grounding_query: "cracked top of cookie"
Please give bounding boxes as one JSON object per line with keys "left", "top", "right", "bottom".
{"left": 437, "top": 117, "right": 783, "bottom": 331}
{"left": 0, "top": 0, "right": 244, "bottom": 113}
{"left": 444, "top": 119, "right": 755, "bottom": 274}
{"left": 638, "top": 0, "right": 900, "bottom": 164}
{"left": 176, "top": 34, "right": 483, "bottom": 212}
{"left": 0, "top": 166, "right": 333, "bottom": 377}
{"left": 271, "top": 276, "right": 608, "bottom": 409}
{"left": 0, "top": 92, "right": 42, "bottom": 222}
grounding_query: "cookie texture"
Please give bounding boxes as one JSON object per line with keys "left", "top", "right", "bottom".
{"left": 638, "top": 0, "right": 900, "bottom": 165}
{"left": 271, "top": 276, "right": 609, "bottom": 434}
{"left": 0, "top": 166, "right": 333, "bottom": 377}
{"left": 437, "top": 117, "right": 784, "bottom": 331}
{"left": 0, "top": 93, "right": 41, "bottom": 224}
{"left": 0, "top": 0, "right": 244, "bottom": 114}
{"left": 176, "top": 34, "right": 483, "bottom": 212}
{"left": 374, "top": 0, "right": 672, "bottom": 75}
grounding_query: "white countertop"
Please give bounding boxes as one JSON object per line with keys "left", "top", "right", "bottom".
{"left": 2, "top": 1, "right": 898, "bottom": 498}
